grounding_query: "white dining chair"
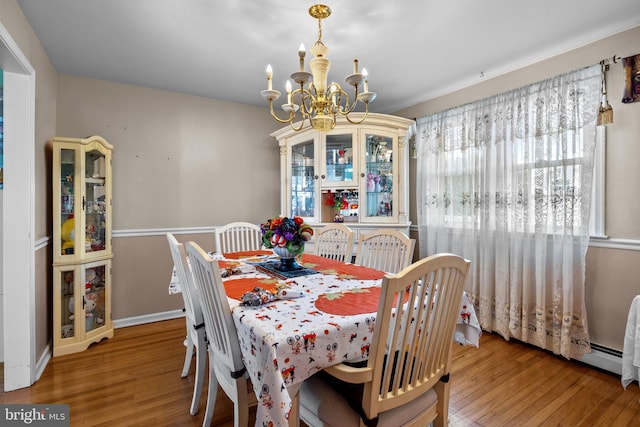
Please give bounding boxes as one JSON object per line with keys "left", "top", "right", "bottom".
{"left": 313, "top": 223, "right": 355, "bottom": 263}
{"left": 354, "top": 229, "right": 415, "bottom": 274}
{"left": 166, "top": 233, "right": 207, "bottom": 416}
{"left": 215, "top": 221, "right": 263, "bottom": 254}
{"left": 300, "top": 253, "right": 471, "bottom": 427}
{"left": 185, "top": 241, "right": 257, "bottom": 427}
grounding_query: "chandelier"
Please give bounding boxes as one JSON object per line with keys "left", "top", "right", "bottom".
{"left": 260, "top": 4, "right": 376, "bottom": 132}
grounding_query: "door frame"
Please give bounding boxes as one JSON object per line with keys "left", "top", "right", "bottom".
{"left": 0, "top": 21, "right": 36, "bottom": 391}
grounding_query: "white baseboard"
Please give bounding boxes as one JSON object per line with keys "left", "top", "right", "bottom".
{"left": 113, "top": 309, "right": 185, "bottom": 329}
{"left": 576, "top": 345, "right": 622, "bottom": 375}
{"left": 35, "top": 343, "right": 51, "bottom": 382}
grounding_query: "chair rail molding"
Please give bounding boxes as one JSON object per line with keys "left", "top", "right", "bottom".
{"left": 113, "top": 226, "right": 217, "bottom": 238}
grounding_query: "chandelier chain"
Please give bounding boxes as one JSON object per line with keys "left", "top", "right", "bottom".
{"left": 316, "top": 18, "right": 324, "bottom": 47}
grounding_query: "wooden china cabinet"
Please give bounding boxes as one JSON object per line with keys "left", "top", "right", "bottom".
{"left": 51, "top": 135, "right": 113, "bottom": 356}
{"left": 271, "top": 113, "right": 414, "bottom": 253}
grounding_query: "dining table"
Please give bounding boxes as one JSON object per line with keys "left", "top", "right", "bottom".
{"left": 169, "top": 250, "right": 481, "bottom": 427}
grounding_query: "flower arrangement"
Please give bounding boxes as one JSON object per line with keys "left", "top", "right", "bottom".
{"left": 260, "top": 216, "right": 313, "bottom": 255}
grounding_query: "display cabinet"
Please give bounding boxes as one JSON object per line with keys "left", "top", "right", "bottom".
{"left": 51, "top": 135, "right": 113, "bottom": 356}
{"left": 273, "top": 113, "right": 414, "bottom": 250}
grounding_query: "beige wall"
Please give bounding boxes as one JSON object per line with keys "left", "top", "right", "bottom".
{"left": 54, "top": 75, "right": 284, "bottom": 322}
{"left": 56, "top": 75, "right": 282, "bottom": 229}
{"left": 112, "top": 232, "right": 215, "bottom": 320}
{"left": 396, "top": 25, "right": 640, "bottom": 350}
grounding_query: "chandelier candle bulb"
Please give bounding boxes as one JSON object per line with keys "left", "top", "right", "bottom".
{"left": 299, "top": 44, "right": 306, "bottom": 72}
{"left": 353, "top": 59, "right": 358, "bottom": 74}
{"left": 266, "top": 64, "right": 273, "bottom": 90}
{"left": 286, "top": 80, "right": 293, "bottom": 104}
{"left": 363, "top": 68, "right": 369, "bottom": 92}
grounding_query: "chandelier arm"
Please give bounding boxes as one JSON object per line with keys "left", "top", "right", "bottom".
{"left": 344, "top": 103, "right": 370, "bottom": 125}
{"left": 290, "top": 87, "right": 308, "bottom": 105}
{"left": 328, "top": 114, "right": 337, "bottom": 131}
{"left": 289, "top": 118, "right": 306, "bottom": 132}
{"left": 337, "top": 90, "right": 358, "bottom": 115}
{"left": 268, "top": 101, "right": 297, "bottom": 125}
{"left": 327, "top": 83, "right": 343, "bottom": 114}
{"left": 300, "top": 90, "right": 315, "bottom": 117}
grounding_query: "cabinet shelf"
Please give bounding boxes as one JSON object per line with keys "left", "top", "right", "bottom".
{"left": 85, "top": 177, "right": 105, "bottom": 185}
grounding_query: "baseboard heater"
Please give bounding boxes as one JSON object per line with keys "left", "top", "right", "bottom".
{"left": 576, "top": 343, "right": 623, "bottom": 376}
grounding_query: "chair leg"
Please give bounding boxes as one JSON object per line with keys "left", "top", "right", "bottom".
{"left": 181, "top": 335, "right": 194, "bottom": 378}
{"left": 190, "top": 334, "right": 207, "bottom": 415}
{"left": 233, "top": 378, "right": 250, "bottom": 427}
{"left": 202, "top": 355, "right": 219, "bottom": 427}
{"left": 433, "top": 379, "right": 450, "bottom": 427}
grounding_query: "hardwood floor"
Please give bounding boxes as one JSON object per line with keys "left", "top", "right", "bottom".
{"left": 2, "top": 318, "right": 639, "bottom": 426}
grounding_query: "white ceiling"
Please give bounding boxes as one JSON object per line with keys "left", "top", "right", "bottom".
{"left": 16, "top": 0, "right": 640, "bottom": 114}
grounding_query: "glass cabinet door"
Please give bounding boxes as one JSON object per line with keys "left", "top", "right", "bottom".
{"left": 59, "top": 148, "right": 77, "bottom": 257}
{"left": 322, "top": 132, "right": 357, "bottom": 188}
{"left": 59, "top": 268, "right": 76, "bottom": 340}
{"left": 362, "top": 133, "right": 396, "bottom": 220}
{"left": 84, "top": 263, "right": 108, "bottom": 334}
{"left": 290, "top": 139, "right": 316, "bottom": 220}
{"left": 84, "top": 148, "right": 108, "bottom": 256}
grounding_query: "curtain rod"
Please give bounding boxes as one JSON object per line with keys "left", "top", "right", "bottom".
{"left": 601, "top": 55, "right": 621, "bottom": 69}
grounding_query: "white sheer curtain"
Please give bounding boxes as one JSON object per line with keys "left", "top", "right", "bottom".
{"left": 415, "top": 65, "right": 601, "bottom": 358}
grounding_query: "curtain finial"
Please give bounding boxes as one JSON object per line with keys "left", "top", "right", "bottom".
{"left": 597, "top": 60, "right": 613, "bottom": 126}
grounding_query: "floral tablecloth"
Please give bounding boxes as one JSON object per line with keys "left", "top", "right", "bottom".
{"left": 169, "top": 252, "right": 480, "bottom": 426}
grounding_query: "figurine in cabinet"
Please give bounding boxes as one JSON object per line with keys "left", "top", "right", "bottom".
{"left": 84, "top": 298, "right": 96, "bottom": 331}
{"left": 374, "top": 175, "right": 382, "bottom": 192}
{"left": 61, "top": 216, "right": 75, "bottom": 255}
{"left": 367, "top": 172, "right": 375, "bottom": 192}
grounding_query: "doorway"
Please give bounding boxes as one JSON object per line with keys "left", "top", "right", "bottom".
{"left": 0, "top": 22, "right": 36, "bottom": 391}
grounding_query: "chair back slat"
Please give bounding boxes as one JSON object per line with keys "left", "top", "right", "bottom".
{"left": 166, "top": 233, "right": 203, "bottom": 328}
{"left": 314, "top": 223, "right": 354, "bottom": 262}
{"left": 362, "top": 253, "right": 470, "bottom": 419}
{"left": 355, "top": 229, "right": 415, "bottom": 274}
{"left": 186, "top": 241, "right": 245, "bottom": 374}
{"left": 216, "top": 222, "right": 263, "bottom": 254}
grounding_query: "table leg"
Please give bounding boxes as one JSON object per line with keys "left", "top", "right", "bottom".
{"left": 288, "top": 384, "right": 301, "bottom": 427}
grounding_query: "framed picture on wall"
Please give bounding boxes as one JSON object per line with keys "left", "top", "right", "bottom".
{"left": 622, "top": 53, "right": 640, "bottom": 104}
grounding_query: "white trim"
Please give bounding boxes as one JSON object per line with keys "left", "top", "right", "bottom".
{"left": 590, "top": 126, "right": 606, "bottom": 237}
{"left": 113, "top": 309, "right": 184, "bottom": 328}
{"left": 35, "top": 343, "right": 51, "bottom": 382}
{"left": 35, "top": 236, "right": 49, "bottom": 252}
{"left": 577, "top": 346, "right": 622, "bottom": 375}
{"left": 114, "top": 226, "right": 216, "bottom": 238}
{"left": 1, "top": 21, "right": 37, "bottom": 391}
{"left": 588, "top": 237, "right": 640, "bottom": 251}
